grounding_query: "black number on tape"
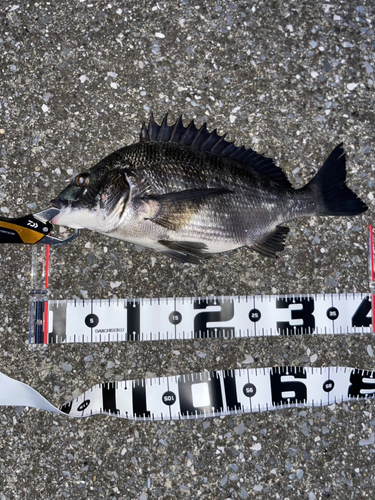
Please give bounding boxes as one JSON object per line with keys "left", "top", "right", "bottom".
{"left": 351, "top": 297, "right": 372, "bottom": 328}
{"left": 249, "top": 309, "right": 261, "bottom": 322}
{"left": 178, "top": 372, "right": 223, "bottom": 416}
{"left": 77, "top": 400, "right": 91, "bottom": 412}
{"left": 243, "top": 383, "right": 257, "bottom": 398}
{"left": 276, "top": 298, "right": 315, "bottom": 335}
{"left": 223, "top": 371, "right": 242, "bottom": 411}
{"left": 169, "top": 311, "right": 182, "bottom": 325}
{"left": 132, "top": 380, "right": 151, "bottom": 417}
{"left": 102, "top": 383, "right": 119, "bottom": 415}
{"left": 127, "top": 301, "right": 140, "bottom": 341}
{"left": 323, "top": 380, "right": 335, "bottom": 392}
{"left": 326, "top": 307, "right": 339, "bottom": 320}
{"left": 85, "top": 314, "right": 99, "bottom": 328}
{"left": 162, "top": 391, "right": 176, "bottom": 406}
{"left": 348, "top": 369, "right": 375, "bottom": 398}
{"left": 193, "top": 299, "right": 234, "bottom": 338}
{"left": 270, "top": 367, "right": 307, "bottom": 405}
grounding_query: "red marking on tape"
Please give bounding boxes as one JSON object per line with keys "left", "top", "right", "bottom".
{"left": 44, "top": 244, "right": 50, "bottom": 344}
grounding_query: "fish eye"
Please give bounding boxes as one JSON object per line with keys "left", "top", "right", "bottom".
{"left": 76, "top": 174, "right": 90, "bottom": 187}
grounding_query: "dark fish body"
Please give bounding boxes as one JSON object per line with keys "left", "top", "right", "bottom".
{"left": 51, "top": 114, "right": 367, "bottom": 263}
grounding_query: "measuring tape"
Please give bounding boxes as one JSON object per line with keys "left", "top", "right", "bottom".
{"left": 31, "top": 293, "right": 372, "bottom": 345}
{"left": 26, "top": 225, "right": 375, "bottom": 344}
{"left": 1, "top": 228, "right": 374, "bottom": 419}
{"left": 1, "top": 366, "right": 375, "bottom": 420}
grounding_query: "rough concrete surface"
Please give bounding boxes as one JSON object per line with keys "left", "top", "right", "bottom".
{"left": 0, "top": 0, "right": 374, "bottom": 499}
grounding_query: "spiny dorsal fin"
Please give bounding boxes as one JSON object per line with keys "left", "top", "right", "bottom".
{"left": 139, "top": 113, "right": 292, "bottom": 188}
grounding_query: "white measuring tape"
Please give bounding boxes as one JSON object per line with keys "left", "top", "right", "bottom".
{"left": 2, "top": 366, "right": 375, "bottom": 420}
{"left": 38, "top": 293, "right": 372, "bottom": 344}
{"left": 0, "top": 229, "right": 374, "bottom": 419}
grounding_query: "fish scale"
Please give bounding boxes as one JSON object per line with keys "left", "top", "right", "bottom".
{"left": 50, "top": 114, "right": 367, "bottom": 264}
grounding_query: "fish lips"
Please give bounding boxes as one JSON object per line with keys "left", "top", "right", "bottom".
{"left": 50, "top": 198, "right": 69, "bottom": 210}
{"left": 50, "top": 198, "right": 69, "bottom": 225}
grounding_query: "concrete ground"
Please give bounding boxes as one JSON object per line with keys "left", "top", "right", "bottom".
{"left": 0, "top": 0, "right": 374, "bottom": 498}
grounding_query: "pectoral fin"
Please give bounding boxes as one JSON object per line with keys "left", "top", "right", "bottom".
{"left": 249, "top": 226, "right": 290, "bottom": 258}
{"left": 158, "top": 240, "right": 212, "bottom": 264}
{"left": 144, "top": 188, "right": 232, "bottom": 231}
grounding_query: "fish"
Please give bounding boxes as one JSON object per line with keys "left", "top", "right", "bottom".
{"left": 50, "top": 113, "right": 368, "bottom": 264}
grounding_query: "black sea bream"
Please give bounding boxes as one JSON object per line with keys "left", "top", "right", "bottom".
{"left": 50, "top": 114, "right": 367, "bottom": 264}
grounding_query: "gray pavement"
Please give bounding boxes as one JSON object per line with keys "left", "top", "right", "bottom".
{"left": 0, "top": 0, "right": 374, "bottom": 498}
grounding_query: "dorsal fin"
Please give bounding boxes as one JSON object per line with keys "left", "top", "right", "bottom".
{"left": 139, "top": 113, "right": 292, "bottom": 188}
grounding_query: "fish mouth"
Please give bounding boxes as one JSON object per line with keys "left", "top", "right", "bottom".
{"left": 50, "top": 198, "right": 68, "bottom": 210}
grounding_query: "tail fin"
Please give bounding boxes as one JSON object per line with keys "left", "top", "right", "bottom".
{"left": 305, "top": 144, "right": 367, "bottom": 216}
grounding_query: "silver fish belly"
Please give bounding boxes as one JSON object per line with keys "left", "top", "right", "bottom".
{"left": 50, "top": 114, "right": 367, "bottom": 264}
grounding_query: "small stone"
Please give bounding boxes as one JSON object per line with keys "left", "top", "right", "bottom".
{"left": 347, "top": 83, "right": 358, "bottom": 90}
{"left": 235, "top": 423, "right": 246, "bottom": 435}
{"left": 296, "top": 469, "right": 304, "bottom": 479}
{"left": 242, "top": 354, "right": 254, "bottom": 364}
{"left": 359, "top": 433, "right": 375, "bottom": 446}
{"left": 240, "top": 488, "right": 248, "bottom": 499}
{"left": 300, "top": 422, "right": 309, "bottom": 436}
{"left": 220, "top": 476, "right": 228, "bottom": 486}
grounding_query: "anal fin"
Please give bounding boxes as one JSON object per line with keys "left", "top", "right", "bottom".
{"left": 249, "top": 226, "right": 290, "bottom": 258}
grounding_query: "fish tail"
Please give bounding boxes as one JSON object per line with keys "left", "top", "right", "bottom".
{"left": 305, "top": 144, "right": 367, "bottom": 216}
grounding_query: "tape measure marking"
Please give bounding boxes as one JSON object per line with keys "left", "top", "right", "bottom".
{"left": 2, "top": 367, "right": 375, "bottom": 420}
{"left": 34, "top": 293, "right": 372, "bottom": 344}
{"left": 12, "top": 226, "right": 372, "bottom": 419}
